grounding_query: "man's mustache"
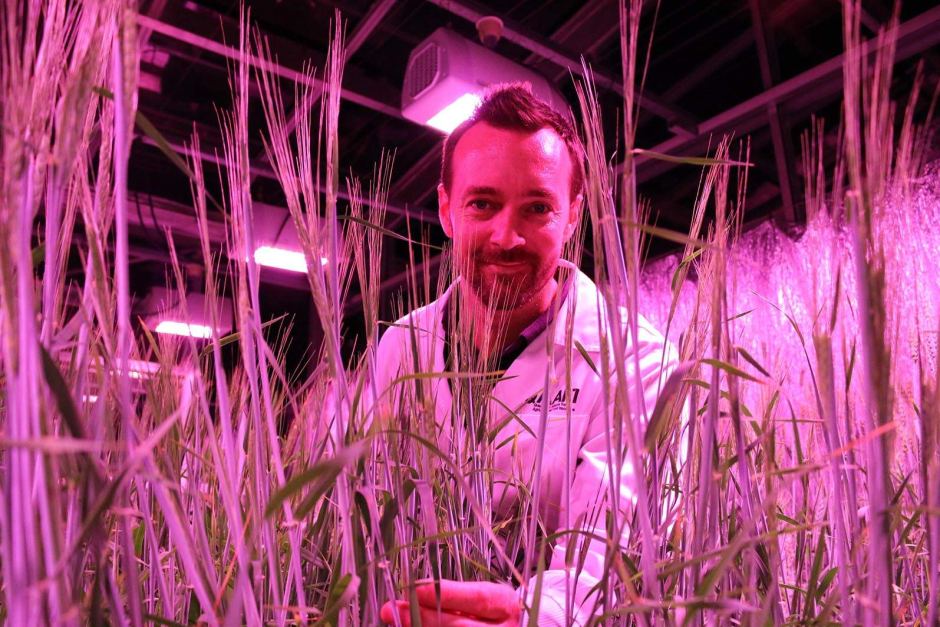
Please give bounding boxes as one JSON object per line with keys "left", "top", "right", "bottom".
{"left": 472, "top": 251, "right": 534, "bottom": 265}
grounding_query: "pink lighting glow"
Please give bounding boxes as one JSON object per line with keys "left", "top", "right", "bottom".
{"left": 154, "top": 320, "right": 214, "bottom": 339}
{"left": 253, "top": 245, "right": 328, "bottom": 272}
{"left": 426, "top": 93, "right": 482, "bottom": 133}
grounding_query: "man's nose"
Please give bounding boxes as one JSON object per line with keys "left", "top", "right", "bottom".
{"left": 488, "top": 209, "right": 524, "bottom": 249}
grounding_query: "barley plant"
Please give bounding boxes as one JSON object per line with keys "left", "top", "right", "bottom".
{"left": 1, "top": 0, "right": 938, "bottom": 624}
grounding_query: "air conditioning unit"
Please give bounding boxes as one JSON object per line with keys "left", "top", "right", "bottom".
{"left": 402, "top": 27, "right": 568, "bottom": 133}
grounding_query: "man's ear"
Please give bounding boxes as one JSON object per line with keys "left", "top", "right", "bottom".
{"left": 564, "top": 193, "right": 583, "bottom": 242}
{"left": 438, "top": 183, "right": 454, "bottom": 239}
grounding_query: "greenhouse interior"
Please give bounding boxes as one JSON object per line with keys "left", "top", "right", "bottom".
{"left": 2, "top": 0, "right": 940, "bottom": 624}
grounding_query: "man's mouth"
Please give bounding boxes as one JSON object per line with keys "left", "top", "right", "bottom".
{"left": 476, "top": 254, "right": 529, "bottom": 268}
{"left": 480, "top": 260, "right": 528, "bottom": 275}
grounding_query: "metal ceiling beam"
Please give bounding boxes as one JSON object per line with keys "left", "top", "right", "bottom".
{"left": 277, "top": 0, "right": 398, "bottom": 143}
{"left": 537, "top": 0, "right": 618, "bottom": 52}
{"left": 126, "top": 186, "right": 444, "bottom": 294}
{"left": 526, "top": 1, "right": 619, "bottom": 72}
{"left": 662, "top": 0, "right": 813, "bottom": 104}
{"left": 632, "top": 4, "right": 940, "bottom": 183}
{"left": 748, "top": 0, "right": 798, "bottom": 223}
{"left": 343, "top": 255, "right": 443, "bottom": 314}
{"left": 247, "top": 0, "right": 399, "bottom": 186}
{"left": 136, "top": 134, "right": 439, "bottom": 223}
{"left": 137, "top": 0, "right": 169, "bottom": 46}
{"left": 423, "top": 0, "right": 699, "bottom": 136}
{"left": 136, "top": 14, "right": 403, "bottom": 119}
{"left": 124, "top": 192, "right": 310, "bottom": 290}
{"left": 388, "top": 146, "right": 441, "bottom": 209}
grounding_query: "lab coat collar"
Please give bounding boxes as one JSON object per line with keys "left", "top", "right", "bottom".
{"left": 550, "top": 261, "right": 613, "bottom": 353}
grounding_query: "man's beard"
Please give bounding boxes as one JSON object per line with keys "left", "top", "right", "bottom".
{"left": 462, "top": 249, "right": 555, "bottom": 312}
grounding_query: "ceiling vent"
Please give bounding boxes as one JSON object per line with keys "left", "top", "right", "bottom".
{"left": 404, "top": 41, "right": 443, "bottom": 99}
{"left": 401, "top": 27, "right": 567, "bottom": 133}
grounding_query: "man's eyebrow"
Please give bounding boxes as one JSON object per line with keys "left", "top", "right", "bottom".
{"left": 461, "top": 186, "right": 558, "bottom": 200}
{"left": 524, "top": 188, "right": 556, "bottom": 200}
{"left": 463, "top": 186, "right": 500, "bottom": 198}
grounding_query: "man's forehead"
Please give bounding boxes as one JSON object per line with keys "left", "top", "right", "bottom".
{"left": 454, "top": 123, "right": 566, "bottom": 158}
{"left": 450, "top": 124, "right": 570, "bottom": 189}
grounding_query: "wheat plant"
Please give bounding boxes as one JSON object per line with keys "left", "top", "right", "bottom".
{"left": 0, "top": 0, "right": 938, "bottom": 625}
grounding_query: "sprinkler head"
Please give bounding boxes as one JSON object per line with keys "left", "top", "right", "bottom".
{"left": 475, "top": 16, "right": 504, "bottom": 48}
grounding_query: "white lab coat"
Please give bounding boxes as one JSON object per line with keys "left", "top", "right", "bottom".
{"left": 372, "top": 265, "right": 679, "bottom": 625}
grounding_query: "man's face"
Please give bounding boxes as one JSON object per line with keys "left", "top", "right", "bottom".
{"left": 438, "top": 123, "right": 581, "bottom": 311}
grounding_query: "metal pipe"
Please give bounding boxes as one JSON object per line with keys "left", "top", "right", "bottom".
{"left": 279, "top": 0, "right": 398, "bottom": 139}
{"left": 136, "top": 134, "right": 438, "bottom": 222}
{"left": 749, "top": 0, "right": 798, "bottom": 222}
{"left": 136, "top": 14, "right": 403, "bottom": 119}
{"left": 632, "top": 4, "right": 940, "bottom": 180}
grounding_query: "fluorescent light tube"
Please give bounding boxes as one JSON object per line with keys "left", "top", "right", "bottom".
{"left": 253, "top": 245, "right": 328, "bottom": 272}
{"left": 154, "top": 320, "right": 214, "bottom": 339}
{"left": 426, "top": 93, "right": 482, "bottom": 133}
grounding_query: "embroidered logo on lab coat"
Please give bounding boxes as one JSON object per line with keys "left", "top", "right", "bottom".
{"left": 524, "top": 388, "right": 581, "bottom": 413}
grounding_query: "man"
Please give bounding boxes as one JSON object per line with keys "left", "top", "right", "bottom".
{"left": 374, "top": 85, "right": 679, "bottom": 626}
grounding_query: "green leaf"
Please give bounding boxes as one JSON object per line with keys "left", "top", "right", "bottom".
{"left": 726, "top": 308, "right": 755, "bottom": 322}
{"left": 200, "top": 313, "right": 290, "bottom": 357}
{"left": 353, "top": 491, "right": 372, "bottom": 531}
{"left": 574, "top": 340, "right": 599, "bottom": 376}
{"left": 315, "top": 572, "right": 357, "bottom": 626}
{"left": 488, "top": 397, "right": 538, "bottom": 442}
{"left": 803, "top": 529, "right": 827, "bottom": 619}
{"left": 632, "top": 148, "right": 753, "bottom": 168}
{"left": 389, "top": 369, "right": 510, "bottom": 387}
{"left": 94, "top": 86, "right": 224, "bottom": 214}
{"left": 525, "top": 541, "right": 548, "bottom": 627}
{"left": 39, "top": 344, "right": 87, "bottom": 439}
{"left": 379, "top": 496, "right": 400, "bottom": 556}
{"left": 818, "top": 567, "right": 838, "bottom": 599}
{"left": 700, "top": 358, "right": 763, "bottom": 383}
{"left": 670, "top": 247, "right": 705, "bottom": 292}
{"left": 340, "top": 214, "right": 444, "bottom": 250}
{"left": 187, "top": 591, "right": 202, "bottom": 626}
{"left": 134, "top": 520, "right": 145, "bottom": 558}
{"left": 776, "top": 511, "right": 800, "bottom": 526}
{"left": 645, "top": 361, "right": 693, "bottom": 449}
{"left": 734, "top": 346, "right": 771, "bottom": 378}
{"left": 694, "top": 532, "right": 746, "bottom": 599}
{"left": 264, "top": 440, "right": 369, "bottom": 519}
{"left": 621, "top": 221, "right": 713, "bottom": 249}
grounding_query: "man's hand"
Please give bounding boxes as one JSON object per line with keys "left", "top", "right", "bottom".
{"left": 379, "top": 579, "right": 521, "bottom": 626}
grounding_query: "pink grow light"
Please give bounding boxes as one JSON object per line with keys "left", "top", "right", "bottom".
{"left": 253, "top": 245, "right": 328, "bottom": 273}
{"left": 154, "top": 320, "right": 214, "bottom": 339}
{"left": 426, "top": 93, "right": 482, "bottom": 133}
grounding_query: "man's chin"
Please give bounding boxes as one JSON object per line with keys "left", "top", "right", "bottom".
{"left": 466, "top": 279, "right": 530, "bottom": 311}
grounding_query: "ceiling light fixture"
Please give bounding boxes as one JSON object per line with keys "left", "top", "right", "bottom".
{"left": 426, "top": 92, "right": 483, "bottom": 133}
{"left": 253, "top": 245, "right": 328, "bottom": 273}
{"left": 154, "top": 320, "right": 214, "bottom": 339}
{"left": 140, "top": 288, "right": 233, "bottom": 341}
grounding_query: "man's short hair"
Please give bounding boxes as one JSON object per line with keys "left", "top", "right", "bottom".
{"left": 441, "top": 83, "right": 585, "bottom": 201}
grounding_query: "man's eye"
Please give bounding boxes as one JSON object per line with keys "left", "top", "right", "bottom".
{"left": 530, "top": 203, "right": 553, "bottom": 215}
{"left": 468, "top": 199, "right": 493, "bottom": 211}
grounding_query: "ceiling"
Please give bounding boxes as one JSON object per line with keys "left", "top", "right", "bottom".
{"left": 120, "top": 0, "right": 940, "bottom": 364}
